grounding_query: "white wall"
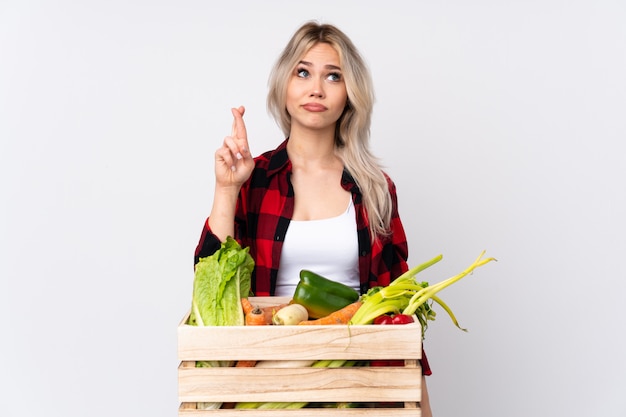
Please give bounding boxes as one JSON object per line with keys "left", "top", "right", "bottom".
{"left": 2, "top": 1, "right": 625, "bottom": 416}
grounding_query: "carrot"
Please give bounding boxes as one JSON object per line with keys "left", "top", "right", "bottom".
{"left": 235, "top": 360, "right": 257, "bottom": 367}
{"left": 242, "top": 298, "right": 290, "bottom": 325}
{"left": 241, "top": 298, "right": 255, "bottom": 316}
{"left": 261, "top": 303, "right": 289, "bottom": 324}
{"left": 298, "top": 301, "right": 363, "bottom": 325}
{"left": 245, "top": 306, "right": 268, "bottom": 326}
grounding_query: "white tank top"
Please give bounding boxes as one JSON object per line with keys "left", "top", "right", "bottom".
{"left": 275, "top": 199, "right": 360, "bottom": 297}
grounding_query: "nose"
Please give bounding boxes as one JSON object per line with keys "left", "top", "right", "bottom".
{"left": 310, "top": 78, "right": 324, "bottom": 98}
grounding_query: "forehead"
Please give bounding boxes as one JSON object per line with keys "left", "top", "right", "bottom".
{"left": 300, "top": 42, "right": 341, "bottom": 66}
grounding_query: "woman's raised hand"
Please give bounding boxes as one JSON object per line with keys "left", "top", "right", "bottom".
{"left": 214, "top": 106, "right": 254, "bottom": 188}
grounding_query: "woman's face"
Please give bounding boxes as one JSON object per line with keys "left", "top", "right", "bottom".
{"left": 285, "top": 42, "right": 348, "bottom": 135}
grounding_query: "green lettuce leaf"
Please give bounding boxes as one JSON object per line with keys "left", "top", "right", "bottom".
{"left": 190, "top": 237, "right": 254, "bottom": 327}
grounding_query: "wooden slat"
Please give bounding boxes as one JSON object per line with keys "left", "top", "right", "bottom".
{"left": 178, "top": 314, "right": 422, "bottom": 362}
{"left": 179, "top": 407, "right": 421, "bottom": 416}
{"left": 178, "top": 324, "right": 422, "bottom": 361}
{"left": 178, "top": 366, "right": 421, "bottom": 403}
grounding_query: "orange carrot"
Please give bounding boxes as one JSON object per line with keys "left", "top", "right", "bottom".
{"left": 261, "top": 303, "right": 289, "bottom": 324}
{"left": 241, "top": 298, "right": 255, "bottom": 316}
{"left": 242, "top": 298, "right": 290, "bottom": 325}
{"left": 235, "top": 360, "right": 257, "bottom": 367}
{"left": 245, "top": 306, "right": 268, "bottom": 326}
{"left": 298, "top": 301, "right": 363, "bottom": 325}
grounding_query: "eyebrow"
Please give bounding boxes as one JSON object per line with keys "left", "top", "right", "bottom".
{"left": 298, "top": 60, "right": 342, "bottom": 71}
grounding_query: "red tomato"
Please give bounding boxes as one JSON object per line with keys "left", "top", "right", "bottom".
{"left": 391, "top": 314, "right": 414, "bottom": 325}
{"left": 373, "top": 314, "right": 393, "bottom": 325}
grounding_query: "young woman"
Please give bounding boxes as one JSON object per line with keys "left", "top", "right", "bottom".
{"left": 194, "top": 21, "right": 432, "bottom": 415}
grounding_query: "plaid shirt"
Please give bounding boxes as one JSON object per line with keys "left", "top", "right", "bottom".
{"left": 193, "top": 139, "right": 431, "bottom": 375}
{"left": 194, "top": 139, "right": 410, "bottom": 296}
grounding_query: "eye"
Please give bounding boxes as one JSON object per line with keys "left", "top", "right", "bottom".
{"left": 296, "top": 67, "right": 309, "bottom": 78}
{"left": 327, "top": 72, "right": 342, "bottom": 82}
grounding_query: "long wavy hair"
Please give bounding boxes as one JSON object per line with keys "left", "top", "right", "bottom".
{"left": 267, "top": 21, "right": 393, "bottom": 238}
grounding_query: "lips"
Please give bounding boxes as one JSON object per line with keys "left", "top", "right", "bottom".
{"left": 302, "top": 103, "right": 327, "bottom": 112}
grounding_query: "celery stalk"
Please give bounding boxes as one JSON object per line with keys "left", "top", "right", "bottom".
{"left": 350, "top": 251, "right": 496, "bottom": 337}
{"left": 430, "top": 294, "right": 466, "bottom": 332}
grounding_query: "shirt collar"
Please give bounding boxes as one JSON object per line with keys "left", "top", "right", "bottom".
{"left": 266, "top": 139, "right": 291, "bottom": 177}
{"left": 266, "top": 138, "right": 361, "bottom": 197}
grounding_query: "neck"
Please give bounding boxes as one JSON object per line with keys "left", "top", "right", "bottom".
{"left": 287, "top": 125, "right": 337, "bottom": 165}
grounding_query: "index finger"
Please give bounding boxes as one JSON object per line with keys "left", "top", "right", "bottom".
{"left": 230, "top": 106, "right": 247, "bottom": 140}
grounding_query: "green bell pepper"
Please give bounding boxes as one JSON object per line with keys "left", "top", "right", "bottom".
{"left": 292, "top": 270, "right": 360, "bottom": 319}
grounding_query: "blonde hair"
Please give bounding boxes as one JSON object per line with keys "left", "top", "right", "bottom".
{"left": 267, "top": 21, "right": 393, "bottom": 238}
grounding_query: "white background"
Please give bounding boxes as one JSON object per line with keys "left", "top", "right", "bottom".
{"left": 1, "top": 1, "right": 625, "bottom": 416}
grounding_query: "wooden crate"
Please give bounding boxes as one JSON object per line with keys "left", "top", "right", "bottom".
{"left": 178, "top": 297, "right": 422, "bottom": 416}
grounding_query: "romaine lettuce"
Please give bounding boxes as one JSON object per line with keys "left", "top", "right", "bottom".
{"left": 189, "top": 237, "right": 254, "bottom": 327}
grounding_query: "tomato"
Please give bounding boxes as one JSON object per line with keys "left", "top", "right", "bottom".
{"left": 391, "top": 314, "right": 414, "bottom": 325}
{"left": 373, "top": 314, "right": 393, "bottom": 325}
